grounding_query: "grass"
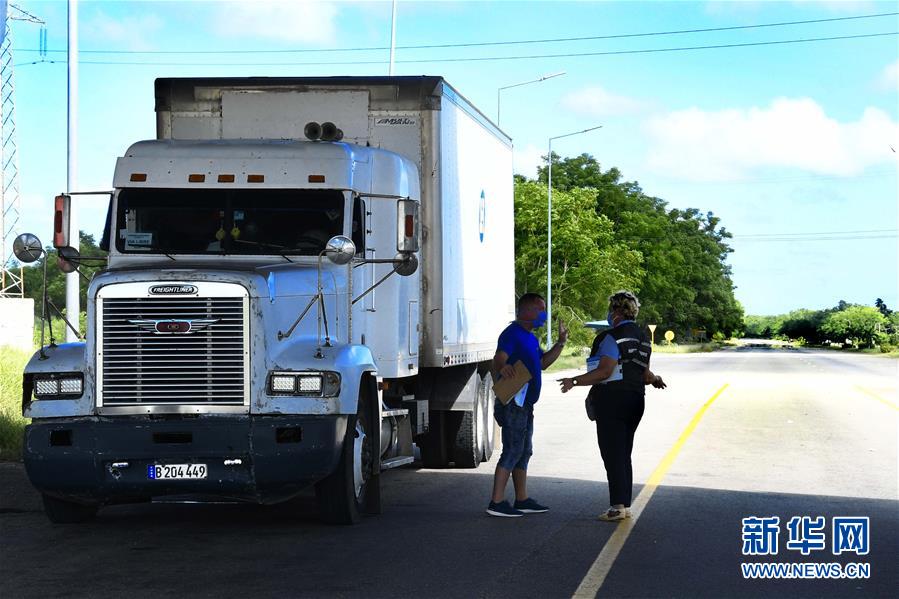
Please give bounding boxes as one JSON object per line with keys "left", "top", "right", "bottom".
{"left": 0, "top": 346, "right": 30, "bottom": 461}
{"left": 652, "top": 341, "right": 724, "bottom": 353}
{"left": 546, "top": 349, "right": 589, "bottom": 373}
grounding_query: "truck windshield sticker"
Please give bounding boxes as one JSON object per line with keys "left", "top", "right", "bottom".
{"left": 125, "top": 232, "right": 153, "bottom": 250}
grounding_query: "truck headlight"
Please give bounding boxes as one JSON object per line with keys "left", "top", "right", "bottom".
{"left": 268, "top": 371, "right": 340, "bottom": 397}
{"left": 32, "top": 373, "right": 84, "bottom": 399}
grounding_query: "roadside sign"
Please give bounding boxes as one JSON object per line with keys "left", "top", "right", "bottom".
{"left": 664, "top": 330, "right": 675, "bottom": 344}
{"left": 648, "top": 324, "right": 657, "bottom": 345}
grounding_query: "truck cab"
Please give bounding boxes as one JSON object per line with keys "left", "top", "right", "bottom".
{"left": 17, "top": 77, "right": 514, "bottom": 524}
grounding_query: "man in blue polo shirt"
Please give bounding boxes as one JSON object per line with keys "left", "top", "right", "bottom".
{"left": 487, "top": 293, "right": 567, "bottom": 517}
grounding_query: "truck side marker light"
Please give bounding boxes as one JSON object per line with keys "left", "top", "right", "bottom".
{"left": 247, "top": 174, "right": 264, "bottom": 183}
{"left": 308, "top": 174, "right": 325, "bottom": 183}
{"left": 405, "top": 215, "right": 414, "bottom": 237}
{"left": 223, "top": 459, "right": 243, "bottom": 466}
{"left": 130, "top": 173, "right": 147, "bottom": 182}
{"left": 218, "top": 174, "right": 235, "bottom": 183}
{"left": 188, "top": 174, "right": 206, "bottom": 183}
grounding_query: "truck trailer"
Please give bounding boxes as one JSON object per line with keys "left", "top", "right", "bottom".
{"left": 16, "top": 76, "right": 515, "bottom": 524}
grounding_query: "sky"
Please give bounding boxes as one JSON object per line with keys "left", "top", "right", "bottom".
{"left": 5, "top": 0, "right": 898, "bottom": 315}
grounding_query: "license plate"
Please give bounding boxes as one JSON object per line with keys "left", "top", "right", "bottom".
{"left": 148, "top": 463, "right": 207, "bottom": 480}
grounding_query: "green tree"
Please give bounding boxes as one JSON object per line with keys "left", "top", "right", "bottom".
{"left": 820, "top": 306, "right": 886, "bottom": 348}
{"left": 513, "top": 180, "right": 642, "bottom": 347}
{"left": 779, "top": 309, "right": 828, "bottom": 344}
{"left": 743, "top": 314, "right": 784, "bottom": 338}
{"left": 528, "top": 152, "right": 744, "bottom": 338}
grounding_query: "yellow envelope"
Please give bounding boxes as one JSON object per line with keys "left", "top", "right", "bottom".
{"left": 492, "top": 361, "right": 533, "bottom": 405}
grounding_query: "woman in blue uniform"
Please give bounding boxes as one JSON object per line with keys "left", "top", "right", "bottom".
{"left": 558, "top": 291, "right": 666, "bottom": 521}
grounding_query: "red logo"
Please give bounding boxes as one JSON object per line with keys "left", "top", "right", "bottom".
{"left": 155, "top": 321, "right": 191, "bottom": 334}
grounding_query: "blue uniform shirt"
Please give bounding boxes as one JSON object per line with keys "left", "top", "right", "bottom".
{"left": 595, "top": 320, "right": 637, "bottom": 360}
{"left": 496, "top": 322, "right": 544, "bottom": 407}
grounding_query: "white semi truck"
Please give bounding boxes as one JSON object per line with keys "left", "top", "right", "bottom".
{"left": 14, "top": 76, "right": 515, "bottom": 523}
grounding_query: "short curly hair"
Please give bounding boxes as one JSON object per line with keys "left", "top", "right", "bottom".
{"left": 609, "top": 290, "right": 640, "bottom": 320}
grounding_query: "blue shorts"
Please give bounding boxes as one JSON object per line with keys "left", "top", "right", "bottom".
{"left": 494, "top": 400, "right": 534, "bottom": 471}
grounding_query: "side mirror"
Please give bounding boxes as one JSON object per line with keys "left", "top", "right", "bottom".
{"left": 57, "top": 246, "right": 80, "bottom": 274}
{"left": 13, "top": 233, "right": 44, "bottom": 263}
{"left": 397, "top": 199, "right": 420, "bottom": 253}
{"left": 54, "top": 194, "right": 71, "bottom": 249}
{"left": 324, "top": 235, "right": 356, "bottom": 265}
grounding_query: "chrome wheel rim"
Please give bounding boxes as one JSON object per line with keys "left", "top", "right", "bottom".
{"left": 352, "top": 419, "right": 367, "bottom": 499}
{"left": 474, "top": 386, "right": 484, "bottom": 455}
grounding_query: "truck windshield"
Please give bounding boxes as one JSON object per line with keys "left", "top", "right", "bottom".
{"left": 116, "top": 188, "right": 345, "bottom": 255}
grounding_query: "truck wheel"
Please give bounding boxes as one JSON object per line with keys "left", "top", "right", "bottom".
{"left": 315, "top": 390, "right": 376, "bottom": 525}
{"left": 452, "top": 384, "right": 484, "bottom": 468}
{"left": 41, "top": 494, "right": 98, "bottom": 524}
{"left": 481, "top": 373, "right": 497, "bottom": 462}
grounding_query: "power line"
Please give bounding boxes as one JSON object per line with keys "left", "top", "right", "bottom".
{"left": 13, "top": 11, "right": 898, "bottom": 56}
{"left": 14, "top": 31, "right": 898, "bottom": 68}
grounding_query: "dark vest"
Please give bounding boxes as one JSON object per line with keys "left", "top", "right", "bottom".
{"left": 589, "top": 322, "right": 652, "bottom": 393}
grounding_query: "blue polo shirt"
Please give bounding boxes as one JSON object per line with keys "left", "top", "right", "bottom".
{"left": 496, "top": 322, "right": 544, "bottom": 407}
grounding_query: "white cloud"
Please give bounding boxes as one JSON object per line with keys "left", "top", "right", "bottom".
{"left": 878, "top": 59, "right": 899, "bottom": 91}
{"left": 514, "top": 144, "right": 543, "bottom": 179}
{"left": 644, "top": 98, "right": 899, "bottom": 182}
{"left": 212, "top": 0, "right": 339, "bottom": 44}
{"left": 82, "top": 9, "right": 164, "bottom": 52}
{"left": 560, "top": 86, "right": 652, "bottom": 118}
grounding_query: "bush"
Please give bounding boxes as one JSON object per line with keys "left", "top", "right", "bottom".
{"left": 880, "top": 343, "right": 896, "bottom": 353}
{"left": 0, "top": 346, "right": 30, "bottom": 460}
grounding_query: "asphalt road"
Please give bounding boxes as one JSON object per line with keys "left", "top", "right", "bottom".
{"left": 1, "top": 346, "right": 896, "bottom": 598}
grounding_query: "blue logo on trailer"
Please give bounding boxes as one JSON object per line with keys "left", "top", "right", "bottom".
{"left": 479, "top": 190, "right": 486, "bottom": 242}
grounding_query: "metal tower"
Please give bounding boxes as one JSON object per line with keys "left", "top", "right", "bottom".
{"left": 1, "top": 3, "right": 45, "bottom": 297}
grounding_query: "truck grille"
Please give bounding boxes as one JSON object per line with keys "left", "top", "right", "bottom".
{"left": 99, "top": 294, "right": 248, "bottom": 405}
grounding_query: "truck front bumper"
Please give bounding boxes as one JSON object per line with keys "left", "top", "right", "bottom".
{"left": 24, "top": 414, "right": 346, "bottom": 506}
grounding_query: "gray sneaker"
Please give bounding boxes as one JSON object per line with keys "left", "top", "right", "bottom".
{"left": 486, "top": 500, "right": 524, "bottom": 518}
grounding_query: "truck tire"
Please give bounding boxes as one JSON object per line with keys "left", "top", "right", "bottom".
{"left": 41, "top": 494, "right": 98, "bottom": 524}
{"left": 481, "top": 373, "right": 497, "bottom": 462}
{"left": 315, "top": 389, "right": 377, "bottom": 524}
{"left": 452, "top": 384, "right": 484, "bottom": 468}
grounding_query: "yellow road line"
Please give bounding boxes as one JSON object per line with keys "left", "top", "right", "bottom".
{"left": 855, "top": 385, "right": 899, "bottom": 411}
{"left": 572, "top": 383, "right": 729, "bottom": 599}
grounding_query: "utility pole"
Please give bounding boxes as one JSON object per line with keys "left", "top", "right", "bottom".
{"left": 388, "top": 0, "right": 397, "bottom": 75}
{"left": 65, "top": 0, "right": 79, "bottom": 341}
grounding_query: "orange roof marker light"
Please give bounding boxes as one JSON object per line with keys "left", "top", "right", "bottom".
{"left": 218, "top": 174, "right": 235, "bottom": 183}
{"left": 188, "top": 174, "right": 206, "bottom": 183}
{"left": 247, "top": 174, "right": 265, "bottom": 183}
{"left": 308, "top": 174, "right": 326, "bottom": 183}
{"left": 129, "top": 173, "right": 147, "bottom": 182}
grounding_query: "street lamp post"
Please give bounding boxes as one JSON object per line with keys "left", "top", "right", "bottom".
{"left": 496, "top": 71, "right": 565, "bottom": 127}
{"left": 546, "top": 125, "right": 602, "bottom": 346}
